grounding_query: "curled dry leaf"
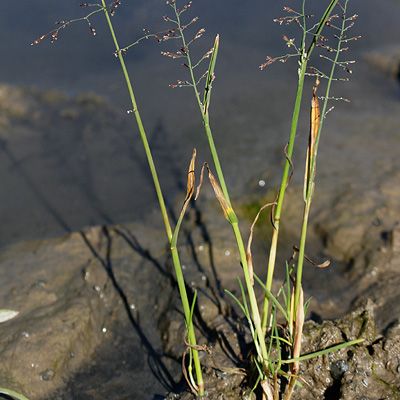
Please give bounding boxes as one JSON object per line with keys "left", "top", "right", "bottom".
{"left": 206, "top": 164, "right": 234, "bottom": 222}
{"left": 180, "top": 148, "right": 197, "bottom": 214}
{"left": 247, "top": 202, "right": 277, "bottom": 286}
{"left": 194, "top": 162, "right": 205, "bottom": 201}
{"left": 292, "top": 245, "right": 331, "bottom": 269}
{"left": 185, "top": 148, "right": 196, "bottom": 202}
{"left": 171, "top": 149, "right": 197, "bottom": 247}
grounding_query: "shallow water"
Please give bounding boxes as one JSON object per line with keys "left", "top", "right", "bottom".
{"left": 0, "top": 0, "right": 399, "bottom": 245}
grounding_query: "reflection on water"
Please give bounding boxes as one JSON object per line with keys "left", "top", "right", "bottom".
{"left": 0, "top": 0, "right": 399, "bottom": 245}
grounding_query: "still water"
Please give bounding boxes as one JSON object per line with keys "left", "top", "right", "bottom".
{"left": 0, "top": 0, "right": 398, "bottom": 245}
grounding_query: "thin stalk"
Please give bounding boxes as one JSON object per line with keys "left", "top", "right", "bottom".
{"left": 101, "top": 2, "right": 172, "bottom": 241}
{"left": 100, "top": 2, "right": 204, "bottom": 395}
{"left": 231, "top": 222, "right": 269, "bottom": 368}
{"left": 173, "top": 5, "right": 231, "bottom": 204}
{"left": 203, "top": 117, "right": 230, "bottom": 204}
{"left": 262, "top": 61, "right": 307, "bottom": 332}
{"left": 261, "top": 0, "right": 339, "bottom": 332}
{"left": 171, "top": 247, "right": 204, "bottom": 395}
{"left": 294, "top": 0, "right": 348, "bottom": 314}
{"left": 293, "top": 202, "right": 310, "bottom": 310}
{"left": 173, "top": 1, "right": 268, "bottom": 372}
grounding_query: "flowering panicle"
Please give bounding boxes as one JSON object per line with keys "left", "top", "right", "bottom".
{"left": 261, "top": 1, "right": 359, "bottom": 112}
{"left": 307, "top": 2, "right": 360, "bottom": 100}
{"left": 30, "top": 1, "right": 123, "bottom": 46}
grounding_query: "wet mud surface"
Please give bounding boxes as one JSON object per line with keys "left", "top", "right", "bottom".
{"left": 2, "top": 165, "right": 400, "bottom": 398}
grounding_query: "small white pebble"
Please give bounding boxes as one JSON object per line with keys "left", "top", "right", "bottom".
{"left": 182, "top": 264, "right": 186, "bottom": 270}
{"left": 102, "top": 327, "right": 107, "bottom": 333}
{"left": 258, "top": 179, "right": 266, "bottom": 187}
{"left": 224, "top": 249, "right": 231, "bottom": 256}
{"left": 130, "top": 304, "right": 136, "bottom": 310}
{"left": 21, "top": 331, "right": 30, "bottom": 338}
{"left": 198, "top": 245, "right": 204, "bottom": 252}
{"left": 201, "top": 275, "right": 207, "bottom": 281}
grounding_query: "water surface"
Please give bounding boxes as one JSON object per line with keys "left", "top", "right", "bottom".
{"left": 0, "top": 0, "right": 398, "bottom": 245}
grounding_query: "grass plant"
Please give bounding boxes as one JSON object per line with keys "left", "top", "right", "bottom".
{"left": 33, "top": 1, "right": 205, "bottom": 396}
{"left": 100, "top": 2, "right": 205, "bottom": 394}
{"left": 260, "top": 0, "right": 341, "bottom": 334}
{"left": 151, "top": 0, "right": 361, "bottom": 397}
{"left": 32, "top": 0, "right": 362, "bottom": 398}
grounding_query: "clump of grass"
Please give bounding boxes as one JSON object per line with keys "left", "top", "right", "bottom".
{"left": 32, "top": 0, "right": 363, "bottom": 398}
{"left": 143, "top": 0, "right": 361, "bottom": 397}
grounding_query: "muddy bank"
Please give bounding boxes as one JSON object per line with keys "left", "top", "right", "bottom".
{"left": 0, "top": 218, "right": 182, "bottom": 399}
{"left": 171, "top": 302, "right": 400, "bottom": 400}
{"left": 2, "top": 165, "right": 400, "bottom": 398}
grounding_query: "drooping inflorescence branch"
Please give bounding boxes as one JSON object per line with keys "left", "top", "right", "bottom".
{"left": 31, "top": 7, "right": 101, "bottom": 45}
{"left": 30, "top": 1, "right": 123, "bottom": 46}
{"left": 305, "top": 1, "right": 360, "bottom": 110}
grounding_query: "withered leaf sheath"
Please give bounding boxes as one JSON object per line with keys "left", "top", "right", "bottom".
{"left": 206, "top": 165, "right": 237, "bottom": 224}
{"left": 310, "top": 80, "right": 321, "bottom": 160}
{"left": 304, "top": 79, "right": 321, "bottom": 198}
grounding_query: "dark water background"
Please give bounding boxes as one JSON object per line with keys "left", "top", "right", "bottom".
{"left": 0, "top": 0, "right": 398, "bottom": 245}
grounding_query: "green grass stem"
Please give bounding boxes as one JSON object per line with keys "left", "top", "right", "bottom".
{"left": 231, "top": 222, "right": 269, "bottom": 369}
{"left": 294, "top": 0, "right": 348, "bottom": 313}
{"left": 172, "top": 1, "right": 269, "bottom": 373}
{"left": 100, "top": 2, "right": 204, "bottom": 395}
{"left": 261, "top": 0, "right": 340, "bottom": 332}
{"left": 282, "top": 338, "right": 364, "bottom": 364}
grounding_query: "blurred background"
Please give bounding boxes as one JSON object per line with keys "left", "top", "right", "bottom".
{"left": 0, "top": 0, "right": 398, "bottom": 246}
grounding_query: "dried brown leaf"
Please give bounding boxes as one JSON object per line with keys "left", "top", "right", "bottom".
{"left": 195, "top": 162, "right": 206, "bottom": 201}
{"left": 171, "top": 149, "right": 197, "bottom": 246}
{"left": 206, "top": 165, "right": 233, "bottom": 221}
{"left": 310, "top": 78, "right": 321, "bottom": 157}
{"left": 292, "top": 245, "right": 331, "bottom": 269}
{"left": 305, "top": 78, "right": 321, "bottom": 190}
